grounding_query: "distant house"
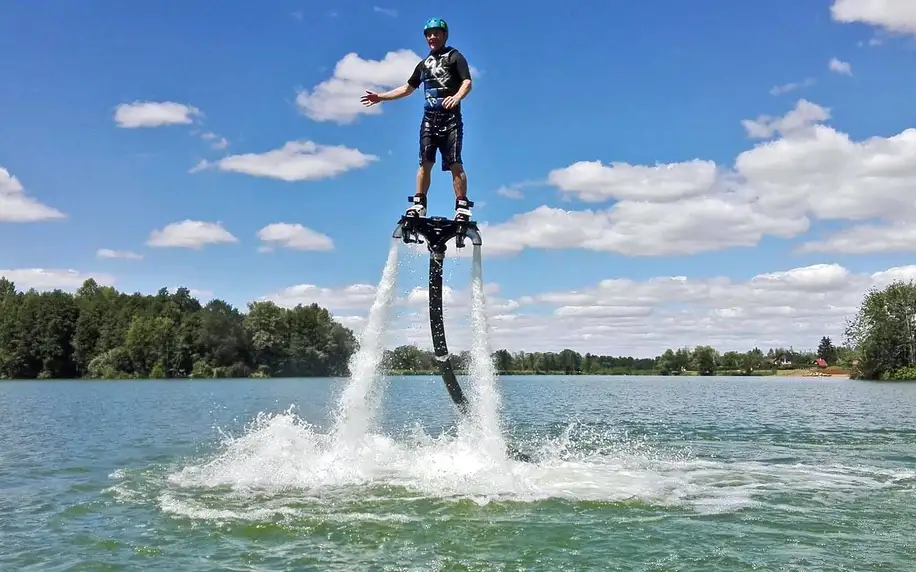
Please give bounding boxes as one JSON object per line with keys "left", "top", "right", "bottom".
{"left": 814, "top": 358, "right": 828, "bottom": 368}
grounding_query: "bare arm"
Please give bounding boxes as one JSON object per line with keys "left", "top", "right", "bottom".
{"left": 361, "top": 62, "right": 421, "bottom": 107}
{"left": 449, "top": 51, "right": 473, "bottom": 104}
{"left": 379, "top": 83, "right": 416, "bottom": 101}
{"left": 453, "top": 79, "right": 472, "bottom": 102}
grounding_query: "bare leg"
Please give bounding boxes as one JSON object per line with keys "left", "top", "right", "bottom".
{"left": 450, "top": 163, "right": 472, "bottom": 221}
{"left": 449, "top": 163, "right": 467, "bottom": 197}
{"left": 416, "top": 162, "right": 433, "bottom": 196}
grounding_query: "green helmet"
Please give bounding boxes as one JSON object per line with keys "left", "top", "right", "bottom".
{"left": 423, "top": 17, "right": 448, "bottom": 36}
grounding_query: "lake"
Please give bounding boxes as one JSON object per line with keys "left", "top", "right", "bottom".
{"left": 1, "top": 375, "right": 914, "bottom": 571}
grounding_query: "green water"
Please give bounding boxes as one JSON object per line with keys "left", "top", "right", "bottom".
{"left": 1, "top": 375, "right": 914, "bottom": 571}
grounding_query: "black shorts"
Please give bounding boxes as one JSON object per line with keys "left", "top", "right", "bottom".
{"left": 419, "top": 110, "right": 463, "bottom": 171}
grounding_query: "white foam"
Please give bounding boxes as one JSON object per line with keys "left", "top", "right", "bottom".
{"left": 152, "top": 408, "right": 916, "bottom": 524}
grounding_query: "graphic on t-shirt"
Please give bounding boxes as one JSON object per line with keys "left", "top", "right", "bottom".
{"left": 422, "top": 50, "right": 454, "bottom": 109}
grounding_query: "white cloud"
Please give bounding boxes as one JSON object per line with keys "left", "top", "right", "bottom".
{"left": 0, "top": 166, "right": 66, "bottom": 222}
{"left": 192, "top": 140, "right": 377, "bottom": 182}
{"left": 200, "top": 131, "right": 229, "bottom": 150}
{"left": 296, "top": 50, "right": 420, "bottom": 124}
{"left": 147, "top": 220, "right": 238, "bottom": 249}
{"left": 262, "top": 283, "right": 380, "bottom": 310}
{"left": 296, "top": 49, "right": 479, "bottom": 124}
{"left": 741, "top": 99, "right": 830, "bottom": 139}
{"left": 547, "top": 159, "right": 718, "bottom": 202}
{"left": 472, "top": 201, "right": 808, "bottom": 258}
{"left": 114, "top": 101, "right": 201, "bottom": 128}
{"left": 797, "top": 221, "right": 916, "bottom": 254}
{"left": 257, "top": 261, "right": 916, "bottom": 356}
{"left": 493, "top": 180, "right": 542, "bottom": 200}
{"left": 495, "top": 186, "right": 524, "bottom": 199}
{"left": 373, "top": 6, "right": 397, "bottom": 17}
{"left": 257, "top": 223, "right": 334, "bottom": 251}
{"left": 185, "top": 288, "right": 214, "bottom": 300}
{"left": 831, "top": 0, "right": 916, "bottom": 35}
{"left": 734, "top": 122, "right": 916, "bottom": 222}
{"left": 0, "top": 268, "right": 116, "bottom": 291}
{"left": 828, "top": 57, "right": 853, "bottom": 75}
{"left": 96, "top": 248, "right": 143, "bottom": 260}
{"left": 463, "top": 98, "right": 916, "bottom": 258}
{"left": 770, "top": 78, "right": 815, "bottom": 95}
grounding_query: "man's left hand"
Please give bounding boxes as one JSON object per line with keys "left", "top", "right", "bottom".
{"left": 442, "top": 96, "right": 460, "bottom": 109}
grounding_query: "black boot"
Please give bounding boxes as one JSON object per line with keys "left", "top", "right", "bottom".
{"left": 454, "top": 196, "right": 473, "bottom": 222}
{"left": 405, "top": 194, "right": 427, "bottom": 217}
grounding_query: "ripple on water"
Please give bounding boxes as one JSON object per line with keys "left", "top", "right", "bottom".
{"left": 5, "top": 377, "right": 916, "bottom": 571}
{"left": 66, "top": 409, "right": 909, "bottom": 570}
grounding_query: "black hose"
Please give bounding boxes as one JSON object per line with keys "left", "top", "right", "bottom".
{"left": 428, "top": 251, "right": 469, "bottom": 415}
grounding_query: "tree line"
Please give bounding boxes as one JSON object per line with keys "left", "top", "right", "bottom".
{"left": 384, "top": 340, "right": 847, "bottom": 376}
{"left": 0, "top": 278, "right": 356, "bottom": 379}
{"left": 0, "top": 276, "right": 914, "bottom": 381}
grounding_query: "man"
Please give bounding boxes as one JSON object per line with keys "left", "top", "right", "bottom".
{"left": 360, "top": 17, "right": 474, "bottom": 222}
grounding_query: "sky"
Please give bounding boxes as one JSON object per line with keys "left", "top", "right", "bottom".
{"left": 3, "top": 0, "right": 916, "bottom": 357}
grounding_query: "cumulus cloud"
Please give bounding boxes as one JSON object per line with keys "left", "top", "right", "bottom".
{"left": 296, "top": 50, "right": 420, "bottom": 124}
{"left": 472, "top": 97, "right": 916, "bottom": 258}
{"left": 547, "top": 159, "right": 718, "bottom": 203}
{"left": 257, "top": 262, "right": 916, "bottom": 356}
{"left": 468, "top": 202, "right": 808, "bottom": 258}
{"left": 147, "top": 220, "right": 238, "bottom": 249}
{"left": 192, "top": 140, "right": 377, "bottom": 182}
{"left": 262, "top": 283, "right": 381, "bottom": 310}
{"left": 741, "top": 99, "right": 830, "bottom": 139}
{"left": 828, "top": 57, "right": 853, "bottom": 75}
{"left": 0, "top": 166, "right": 66, "bottom": 222}
{"left": 296, "top": 49, "right": 478, "bottom": 124}
{"left": 0, "top": 268, "right": 116, "bottom": 291}
{"left": 734, "top": 121, "right": 916, "bottom": 223}
{"left": 257, "top": 223, "right": 334, "bottom": 251}
{"left": 831, "top": 0, "right": 916, "bottom": 35}
{"left": 96, "top": 248, "right": 143, "bottom": 260}
{"left": 114, "top": 101, "right": 201, "bottom": 128}
{"left": 797, "top": 221, "right": 916, "bottom": 254}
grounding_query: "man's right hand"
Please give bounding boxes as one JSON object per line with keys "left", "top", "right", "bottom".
{"left": 360, "top": 90, "right": 381, "bottom": 107}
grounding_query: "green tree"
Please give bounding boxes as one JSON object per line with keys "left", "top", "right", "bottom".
{"left": 0, "top": 277, "right": 357, "bottom": 380}
{"left": 845, "top": 280, "right": 916, "bottom": 380}
{"left": 692, "top": 345, "right": 718, "bottom": 376}
{"left": 817, "top": 336, "right": 838, "bottom": 364}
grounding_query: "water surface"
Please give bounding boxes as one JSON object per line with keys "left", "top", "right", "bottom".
{"left": 1, "top": 375, "right": 914, "bottom": 570}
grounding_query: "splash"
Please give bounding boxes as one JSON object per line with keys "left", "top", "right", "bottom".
{"left": 166, "top": 410, "right": 694, "bottom": 505}
{"left": 157, "top": 409, "right": 916, "bottom": 522}
{"left": 329, "top": 241, "right": 400, "bottom": 451}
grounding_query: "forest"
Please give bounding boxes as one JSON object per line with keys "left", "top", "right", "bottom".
{"left": 1, "top": 277, "right": 914, "bottom": 381}
{"left": 0, "top": 278, "right": 356, "bottom": 379}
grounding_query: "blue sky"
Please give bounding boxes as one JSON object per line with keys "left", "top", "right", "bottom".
{"left": 2, "top": 0, "right": 916, "bottom": 355}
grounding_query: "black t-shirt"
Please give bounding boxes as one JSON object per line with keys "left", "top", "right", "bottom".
{"left": 407, "top": 47, "right": 472, "bottom": 113}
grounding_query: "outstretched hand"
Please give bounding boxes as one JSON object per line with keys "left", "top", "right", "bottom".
{"left": 361, "top": 90, "right": 381, "bottom": 107}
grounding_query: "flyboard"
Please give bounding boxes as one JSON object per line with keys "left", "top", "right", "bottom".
{"left": 392, "top": 198, "right": 532, "bottom": 462}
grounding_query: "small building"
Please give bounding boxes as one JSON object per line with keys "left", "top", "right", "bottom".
{"left": 814, "top": 358, "right": 828, "bottom": 368}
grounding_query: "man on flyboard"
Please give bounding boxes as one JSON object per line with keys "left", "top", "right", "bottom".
{"left": 360, "top": 17, "right": 474, "bottom": 223}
